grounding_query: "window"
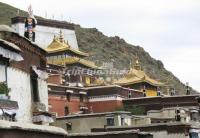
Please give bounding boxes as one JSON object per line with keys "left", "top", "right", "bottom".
{"left": 64, "top": 106, "right": 69, "bottom": 116}
{"left": 106, "top": 117, "right": 115, "bottom": 126}
{"left": 80, "top": 94, "right": 84, "bottom": 102}
{"left": 66, "top": 122, "right": 72, "bottom": 131}
{"left": 121, "top": 117, "right": 124, "bottom": 126}
{"left": 31, "top": 71, "right": 39, "bottom": 102}
{"left": 67, "top": 93, "right": 71, "bottom": 102}
{"left": 175, "top": 109, "right": 181, "bottom": 121}
{"left": 128, "top": 91, "right": 132, "bottom": 98}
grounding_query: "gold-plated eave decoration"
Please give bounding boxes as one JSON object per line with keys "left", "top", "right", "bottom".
{"left": 46, "top": 30, "right": 89, "bottom": 57}
{"left": 114, "top": 55, "right": 164, "bottom": 87}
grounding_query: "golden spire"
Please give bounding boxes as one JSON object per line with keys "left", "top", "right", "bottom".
{"left": 53, "top": 34, "right": 56, "bottom": 40}
{"left": 134, "top": 54, "right": 141, "bottom": 70}
{"left": 59, "top": 29, "right": 64, "bottom": 43}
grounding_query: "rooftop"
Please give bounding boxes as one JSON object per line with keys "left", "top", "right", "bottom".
{"left": 114, "top": 56, "right": 163, "bottom": 87}
{"left": 0, "top": 120, "right": 67, "bottom": 135}
{"left": 46, "top": 30, "right": 89, "bottom": 57}
{"left": 57, "top": 111, "right": 131, "bottom": 119}
{"left": 48, "top": 57, "right": 101, "bottom": 69}
{"left": 68, "top": 130, "right": 152, "bottom": 137}
{"left": 11, "top": 16, "right": 74, "bottom": 30}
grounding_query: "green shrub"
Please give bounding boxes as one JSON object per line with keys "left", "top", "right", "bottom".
{"left": 0, "top": 82, "right": 9, "bottom": 95}
{"left": 116, "top": 105, "right": 145, "bottom": 115}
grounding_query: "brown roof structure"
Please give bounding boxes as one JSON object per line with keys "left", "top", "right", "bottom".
{"left": 123, "top": 95, "right": 200, "bottom": 112}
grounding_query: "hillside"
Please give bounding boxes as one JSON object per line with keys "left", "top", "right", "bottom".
{"left": 0, "top": 2, "right": 194, "bottom": 94}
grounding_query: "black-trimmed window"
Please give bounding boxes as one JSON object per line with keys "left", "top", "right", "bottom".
{"left": 66, "top": 122, "right": 72, "bottom": 131}
{"left": 128, "top": 91, "right": 132, "bottom": 98}
{"left": 64, "top": 106, "right": 69, "bottom": 116}
{"left": 67, "top": 93, "right": 71, "bottom": 102}
{"left": 30, "top": 71, "right": 39, "bottom": 102}
{"left": 121, "top": 117, "right": 125, "bottom": 126}
{"left": 106, "top": 117, "right": 115, "bottom": 126}
{"left": 80, "top": 94, "right": 84, "bottom": 102}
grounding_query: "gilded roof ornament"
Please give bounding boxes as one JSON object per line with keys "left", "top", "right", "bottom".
{"left": 59, "top": 29, "right": 64, "bottom": 43}
{"left": 134, "top": 54, "right": 141, "bottom": 70}
{"left": 114, "top": 54, "right": 164, "bottom": 86}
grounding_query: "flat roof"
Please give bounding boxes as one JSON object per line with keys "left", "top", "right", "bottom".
{"left": 11, "top": 16, "right": 74, "bottom": 30}
{"left": 0, "top": 120, "right": 67, "bottom": 135}
{"left": 68, "top": 130, "right": 152, "bottom": 137}
{"left": 57, "top": 111, "right": 131, "bottom": 119}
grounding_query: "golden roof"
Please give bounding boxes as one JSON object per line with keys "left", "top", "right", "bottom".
{"left": 47, "top": 57, "right": 101, "bottom": 69}
{"left": 114, "top": 56, "right": 163, "bottom": 87}
{"left": 46, "top": 37, "right": 70, "bottom": 53}
{"left": 45, "top": 31, "right": 89, "bottom": 57}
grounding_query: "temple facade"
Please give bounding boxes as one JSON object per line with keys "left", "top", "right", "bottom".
{"left": 46, "top": 29, "right": 104, "bottom": 115}
{"left": 114, "top": 56, "right": 163, "bottom": 97}
{"left": 46, "top": 30, "right": 102, "bottom": 87}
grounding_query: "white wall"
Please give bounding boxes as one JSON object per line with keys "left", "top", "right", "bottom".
{"left": 152, "top": 131, "right": 189, "bottom": 138}
{"left": 11, "top": 23, "right": 79, "bottom": 50}
{"left": 0, "top": 64, "right": 6, "bottom": 82}
{"left": 38, "top": 78, "right": 48, "bottom": 111}
{"left": 7, "top": 67, "right": 32, "bottom": 123}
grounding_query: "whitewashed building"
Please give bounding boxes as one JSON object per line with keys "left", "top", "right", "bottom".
{"left": 0, "top": 25, "right": 53, "bottom": 124}
{"left": 54, "top": 111, "right": 132, "bottom": 133}
{"left": 0, "top": 33, "right": 23, "bottom": 121}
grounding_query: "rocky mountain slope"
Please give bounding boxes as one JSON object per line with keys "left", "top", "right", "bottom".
{"left": 0, "top": 2, "right": 194, "bottom": 94}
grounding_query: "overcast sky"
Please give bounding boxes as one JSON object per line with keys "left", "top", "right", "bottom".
{"left": 1, "top": 0, "right": 200, "bottom": 91}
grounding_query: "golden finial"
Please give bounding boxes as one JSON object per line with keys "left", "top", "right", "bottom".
{"left": 59, "top": 29, "right": 64, "bottom": 43}
{"left": 53, "top": 34, "right": 56, "bottom": 40}
{"left": 134, "top": 53, "right": 141, "bottom": 70}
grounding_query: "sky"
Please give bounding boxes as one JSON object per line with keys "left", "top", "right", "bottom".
{"left": 1, "top": 0, "right": 200, "bottom": 91}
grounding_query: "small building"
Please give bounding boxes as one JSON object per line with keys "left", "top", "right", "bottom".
{"left": 147, "top": 107, "right": 200, "bottom": 124}
{"left": 86, "top": 85, "right": 143, "bottom": 113}
{"left": 114, "top": 56, "right": 163, "bottom": 97}
{"left": 48, "top": 84, "right": 88, "bottom": 116}
{"left": 48, "top": 84, "right": 143, "bottom": 116}
{"left": 53, "top": 111, "right": 132, "bottom": 133}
